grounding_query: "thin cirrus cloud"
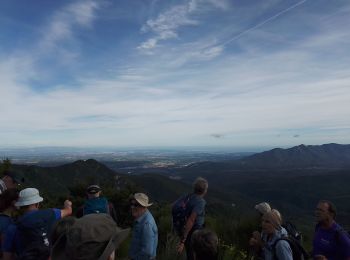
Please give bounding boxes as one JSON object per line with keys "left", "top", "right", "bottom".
{"left": 40, "top": 0, "right": 100, "bottom": 50}
{"left": 0, "top": 0, "right": 350, "bottom": 148}
{"left": 137, "top": 0, "right": 230, "bottom": 52}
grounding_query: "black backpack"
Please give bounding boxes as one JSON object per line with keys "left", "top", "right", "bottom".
{"left": 282, "top": 221, "right": 302, "bottom": 242}
{"left": 272, "top": 236, "right": 309, "bottom": 260}
{"left": 172, "top": 194, "right": 192, "bottom": 236}
{"left": 17, "top": 209, "right": 55, "bottom": 260}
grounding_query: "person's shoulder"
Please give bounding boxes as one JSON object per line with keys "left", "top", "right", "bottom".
{"left": 194, "top": 195, "right": 205, "bottom": 206}
{"left": 32, "top": 208, "right": 60, "bottom": 220}
{"left": 334, "top": 223, "right": 350, "bottom": 241}
{"left": 275, "top": 238, "right": 292, "bottom": 251}
{"left": 4, "top": 222, "right": 17, "bottom": 235}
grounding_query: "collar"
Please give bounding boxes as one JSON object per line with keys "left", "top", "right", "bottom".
{"left": 135, "top": 209, "right": 149, "bottom": 223}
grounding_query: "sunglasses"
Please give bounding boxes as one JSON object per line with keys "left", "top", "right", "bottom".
{"left": 130, "top": 202, "right": 141, "bottom": 208}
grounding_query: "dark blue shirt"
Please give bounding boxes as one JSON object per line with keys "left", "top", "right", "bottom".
{"left": 2, "top": 208, "right": 61, "bottom": 255}
{"left": 0, "top": 213, "right": 14, "bottom": 253}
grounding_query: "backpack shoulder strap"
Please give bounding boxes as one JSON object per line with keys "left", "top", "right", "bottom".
{"left": 273, "top": 236, "right": 310, "bottom": 260}
{"left": 335, "top": 226, "right": 349, "bottom": 244}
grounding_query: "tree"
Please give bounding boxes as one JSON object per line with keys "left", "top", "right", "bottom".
{"left": 0, "top": 158, "right": 12, "bottom": 177}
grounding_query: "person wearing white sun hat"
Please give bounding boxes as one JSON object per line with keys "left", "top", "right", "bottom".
{"left": 2, "top": 188, "right": 72, "bottom": 260}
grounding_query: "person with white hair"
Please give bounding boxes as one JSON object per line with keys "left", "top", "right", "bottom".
{"left": 176, "top": 177, "right": 208, "bottom": 260}
{"left": 250, "top": 210, "right": 292, "bottom": 260}
{"left": 255, "top": 202, "right": 272, "bottom": 216}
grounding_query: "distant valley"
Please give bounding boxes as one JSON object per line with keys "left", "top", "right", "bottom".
{"left": 2, "top": 143, "right": 350, "bottom": 232}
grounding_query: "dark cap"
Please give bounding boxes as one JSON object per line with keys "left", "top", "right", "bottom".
{"left": 86, "top": 185, "right": 101, "bottom": 194}
{"left": 51, "top": 214, "right": 130, "bottom": 260}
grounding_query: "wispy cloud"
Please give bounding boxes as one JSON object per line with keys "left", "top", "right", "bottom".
{"left": 1, "top": 0, "right": 350, "bottom": 147}
{"left": 138, "top": 4, "right": 198, "bottom": 51}
{"left": 137, "top": 0, "right": 230, "bottom": 52}
{"left": 211, "top": 134, "right": 225, "bottom": 139}
{"left": 41, "top": 0, "right": 100, "bottom": 50}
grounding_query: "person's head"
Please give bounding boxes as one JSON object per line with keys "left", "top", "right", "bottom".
{"left": 315, "top": 200, "right": 337, "bottom": 223}
{"left": 2, "top": 170, "right": 21, "bottom": 189}
{"left": 50, "top": 216, "right": 76, "bottom": 246}
{"left": 262, "top": 210, "right": 282, "bottom": 235}
{"left": 191, "top": 229, "right": 219, "bottom": 260}
{"left": 254, "top": 202, "right": 271, "bottom": 216}
{"left": 0, "top": 188, "right": 19, "bottom": 212}
{"left": 130, "top": 193, "right": 152, "bottom": 219}
{"left": 15, "top": 188, "right": 43, "bottom": 210}
{"left": 193, "top": 177, "right": 208, "bottom": 196}
{"left": 86, "top": 184, "right": 102, "bottom": 199}
{"left": 51, "top": 214, "right": 130, "bottom": 260}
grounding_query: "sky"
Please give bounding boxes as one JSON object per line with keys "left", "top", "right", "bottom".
{"left": 0, "top": 0, "right": 350, "bottom": 149}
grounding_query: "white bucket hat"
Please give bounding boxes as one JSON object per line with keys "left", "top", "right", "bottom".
{"left": 133, "top": 193, "right": 153, "bottom": 207}
{"left": 15, "top": 188, "right": 43, "bottom": 207}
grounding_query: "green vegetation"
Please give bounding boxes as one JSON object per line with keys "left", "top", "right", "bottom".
{"left": 0, "top": 158, "right": 12, "bottom": 175}
{"left": 6, "top": 157, "right": 350, "bottom": 259}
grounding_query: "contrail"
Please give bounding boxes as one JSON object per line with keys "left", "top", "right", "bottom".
{"left": 221, "top": 0, "right": 308, "bottom": 46}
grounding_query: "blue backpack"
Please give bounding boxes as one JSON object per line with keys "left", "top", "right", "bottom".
{"left": 83, "top": 197, "right": 109, "bottom": 215}
{"left": 172, "top": 194, "right": 192, "bottom": 236}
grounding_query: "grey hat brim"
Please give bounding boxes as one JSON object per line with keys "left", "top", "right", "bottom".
{"left": 15, "top": 196, "right": 43, "bottom": 207}
{"left": 99, "top": 227, "right": 130, "bottom": 260}
{"left": 51, "top": 227, "right": 130, "bottom": 260}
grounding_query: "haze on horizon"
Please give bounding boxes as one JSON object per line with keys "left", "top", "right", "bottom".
{"left": 1, "top": 0, "right": 350, "bottom": 148}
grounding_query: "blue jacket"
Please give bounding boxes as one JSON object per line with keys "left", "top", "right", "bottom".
{"left": 129, "top": 210, "right": 158, "bottom": 260}
{"left": 262, "top": 228, "right": 293, "bottom": 260}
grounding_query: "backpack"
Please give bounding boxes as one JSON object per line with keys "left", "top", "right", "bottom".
{"left": 83, "top": 197, "right": 109, "bottom": 215}
{"left": 172, "top": 194, "right": 192, "bottom": 236}
{"left": 272, "top": 236, "right": 309, "bottom": 260}
{"left": 282, "top": 221, "right": 302, "bottom": 242}
{"left": 17, "top": 209, "right": 55, "bottom": 260}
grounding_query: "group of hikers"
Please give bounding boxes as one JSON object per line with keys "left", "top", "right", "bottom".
{"left": 0, "top": 171, "right": 350, "bottom": 260}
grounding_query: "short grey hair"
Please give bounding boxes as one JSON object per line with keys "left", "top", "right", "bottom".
{"left": 193, "top": 177, "right": 208, "bottom": 195}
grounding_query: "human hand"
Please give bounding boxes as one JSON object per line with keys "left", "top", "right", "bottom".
{"left": 252, "top": 231, "right": 260, "bottom": 240}
{"left": 64, "top": 200, "right": 72, "bottom": 208}
{"left": 177, "top": 242, "right": 185, "bottom": 254}
{"left": 249, "top": 237, "right": 258, "bottom": 246}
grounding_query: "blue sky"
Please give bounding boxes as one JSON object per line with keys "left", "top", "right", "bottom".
{"left": 1, "top": 0, "right": 350, "bottom": 149}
